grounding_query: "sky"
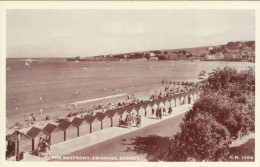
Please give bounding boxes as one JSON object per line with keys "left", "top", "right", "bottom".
{"left": 7, "top": 10, "right": 255, "bottom": 58}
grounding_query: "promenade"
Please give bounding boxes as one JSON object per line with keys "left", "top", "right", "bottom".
{"left": 18, "top": 104, "right": 192, "bottom": 161}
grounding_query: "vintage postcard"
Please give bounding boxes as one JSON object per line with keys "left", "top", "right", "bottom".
{"left": 0, "top": 1, "right": 259, "bottom": 167}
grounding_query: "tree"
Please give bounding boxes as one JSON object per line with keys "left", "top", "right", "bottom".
{"left": 166, "top": 112, "right": 231, "bottom": 161}
{"left": 129, "top": 67, "right": 255, "bottom": 162}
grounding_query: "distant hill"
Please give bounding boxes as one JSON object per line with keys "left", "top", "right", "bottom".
{"left": 67, "top": 41, "right": 255, "bottom": 62}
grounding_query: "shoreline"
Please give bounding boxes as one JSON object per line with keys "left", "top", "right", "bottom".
{"left": 6, "top": 84, "right": 173, "bottom": 135}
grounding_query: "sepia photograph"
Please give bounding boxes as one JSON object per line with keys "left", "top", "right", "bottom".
{"left": 0, "top": 1, "right": 259, "bottom": 165}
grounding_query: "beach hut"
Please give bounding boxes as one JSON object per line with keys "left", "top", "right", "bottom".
{"left": 132, "top": 104, "right": 146, "bottom": 118}
{"left": 156, "top": 99, "right": 164, "bottom": 108}
{"left": 179, "top": 94, "right": 185, "bottom": 105}
{"left": 19, "top": 133, "right": 33, "bottom": 153}
{"left": 188, "top": 92, "right": 194, "bottom": 104}
{"left": 175, "top": 95, "right": 181, "bottom": 107}
{"left": 6, "top": 131, "right": 32, "bottom": 154}
{"left": 58, "top": 120, "right": 78, "bottom": 141}
{"left": 184, "top": 93, "right": 189, "bottom": 104}
{"left": 169, "top": 96, "right": 176, "bottom": 108}
{"left": 193, "top": 91, "right": 198, "bottom": 101}
{"left": 105, "top": 109, "right": 121, "bottom": 127}
{"left": 84, "top": 115, "right": 102, "bottom": 133}
{"left": 141, "top": 102, "right": 153, "bottom": 117}
{"left": 72, "top": 117, "right": 91, "bottom": 137}
{"left": 6, "top": 134, "right": 16, "bottom": 158}
{"left": 42, "top": 124, "right": 64, "bottom": 145}
{"left": 95, "top": 112, "right": 112, "bottom": 130}
{"left": 163, "top": 98, "right": 171, "bottom": 110}
{"left": 150, "top": 100, "right": 159, "bottom": 112}
{"left": 116, "top": 108, "right": 129, "bottom": 121}
{"left": 26, "top": 127, "right": 48, "bottom": 151}
{"left": 124, "top": 106, "right": 138, "bottom": 117}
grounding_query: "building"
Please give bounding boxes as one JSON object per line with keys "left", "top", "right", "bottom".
{"left": 43, "top": 124, "right": 64, "bottom": 145}
{"left": 132, "top": 104, "right": 146, "bottom": 118}
{"left": 26, "top": 127, "right": 48, "bottom": 151}
{"left": 123, "top": 106, "right": 138, "bottom": 117}
{"left": 169, "top": 96, "right": 176, "bottom": 108}
{"left": 95, "top": 112, "right": 112, "bottom": 130}
{"left": 175, "top": 95, "right": 181, "bottom": 107}
{"left": 141, "top": 102, "right": 153, "bottom": 117}
{"left": 150, "top": 100, "right": 159, "bottom": 111}
{"left": 6, "top": 131, "right": 32, "bottom": 154}
{"left": 105, "top": 109, "right": 121, "bottom": 127}
{"left": 193, "top": 91, "right": 199, "bottom": 101}
{"left": 116, "top": 108, "right": 129, "bottom": 121}
{"left": 58, "top": 120, "right": 78, "bottom": 141}
{"left": 156, "top": 99, "right": 165, "bottom": 108}
{"left": 163, "top": 98, "right": 171, "bottom": 110}
{"left": 72, "top": 117, "right": 91, "bottom": 137}
{"left": 84, "top": 115, "right": 102, "bottom": 133}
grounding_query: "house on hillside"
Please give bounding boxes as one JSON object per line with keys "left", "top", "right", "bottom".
{"left": 149, "top": 52, "right": 155, "bottom": 57}
{"left": 149, "top": 57, "right": 158, "bottom": 60}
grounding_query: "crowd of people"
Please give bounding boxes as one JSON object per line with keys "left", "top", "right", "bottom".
{"left": 119, "top": 114, "right": 142, "bottom": 128}
{"left": 63, "top": 80, "right": 197, "bottom": 123}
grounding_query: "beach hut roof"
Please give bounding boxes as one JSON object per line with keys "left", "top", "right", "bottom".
{"left": 6, "top": 131, "right": 31, "bottom": 141}
{"left": 95, "top": 112, "right": 111, "bottom": 120}
{"left": 161, "top": 98, "right": 168, "bottom": 103}
{"left": 131, "top": 104, "right": 143, "bottom": 110}
{"left": 43, "top": 124, "right": 59, "bottom": 135}
{"left": 58, "top": 120, "right": 74, "bottom": 131}
{"left": 123, "top": 106, "right": 136, "bottom": 113}
{"left": 26, "top": 127, "right": 44, "bottom": 139}
{"left": 105, "top": 109, "right": 118, "bottom": 117}
{"left": 155, "top": 99, "right": 163, "bottom": 105}
{"left": 149, "top": 100, "right": 158, "bottom": 106}
{"left": 84, "top": 115, "right": 100, "bottom": 124}
{"left": 115, "top": 108, "right": 127, "bottom": 115}
{"left": 72, "top": 117, "right": 85, "bottom": 127}
{"left": 140, "top": 101, "right": 151, "bottom": 108}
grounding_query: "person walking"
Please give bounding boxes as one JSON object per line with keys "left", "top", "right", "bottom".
{"left": 155, "top": 108, "right": 159, "bottom": 120}
{"left": 159, "top": 108, "right": 162, "bottom": 119}
{"left": 168, "top": 107, "right": 172, "bottom": 115}
{"left": 44, "top": 139, "right": 50, "bottom": 156}
{"left": 131, "top": 113, "right": 135, "bottom": 125}
{"left": 163, "top": 107, "right": 166, "bottom": 116}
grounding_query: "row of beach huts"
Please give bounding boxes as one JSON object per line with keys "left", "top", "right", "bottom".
{"left": 6, "top": 90, "right": 200, "bottom": 156}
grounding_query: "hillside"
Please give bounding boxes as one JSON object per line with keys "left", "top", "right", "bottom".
{"left": 67, "top": 41, "right": 255, "bottom": 62}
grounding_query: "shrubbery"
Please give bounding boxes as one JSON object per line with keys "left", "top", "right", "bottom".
{"left": 130, "top": 66, "right": 255, "bottom": 161}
